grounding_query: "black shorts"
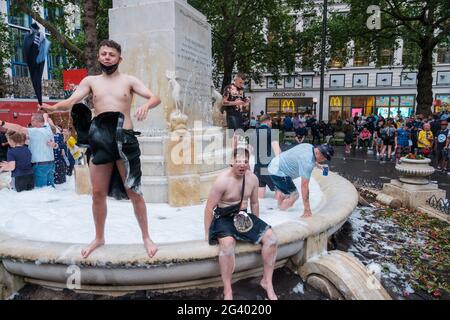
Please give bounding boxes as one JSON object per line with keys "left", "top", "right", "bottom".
{"left": 13, "top": 174, "right": 34, "bottom": 192}
{"left": 254, "top": 166, "right": 275, "bottom": 191}
{"left": 71, "top": 106, "right": 143, "bottom": 201}
{"left": 383, "top": 138, "right": 395, "bottom": 146}
{"left": 270, "top": 175, "right": 298, "bottom": 196}
{"left": 209, "top": 213, "right": 271, "bottom": 245}
{"left": 438, "top": 148, "right": 448, "bottom": 162}
{"left": 226, "top": 114, "right": 243, "bottom": 130}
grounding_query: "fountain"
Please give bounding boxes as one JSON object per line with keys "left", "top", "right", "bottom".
{"left": 0, "top": 0, "right": 390, "bottom": 300}
{"left": 382, "top": 157, "right": 445, "bottom": 210}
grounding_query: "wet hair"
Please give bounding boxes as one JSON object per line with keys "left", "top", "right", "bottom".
{"left": 6, "top": 130, "right": 26, "bottom": 145}
{"left": 233, "top": 147, "right": 250, "bottom": 159}
{"left": 98, "top": 40, "right": 122, "bottom": 55}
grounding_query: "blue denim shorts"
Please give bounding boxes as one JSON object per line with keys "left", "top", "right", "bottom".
{"left": 270, "top": 175, "right": 298, "bottom": 196}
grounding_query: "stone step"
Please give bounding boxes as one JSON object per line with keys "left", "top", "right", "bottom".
{"left": 140, "top": 155, "right": 166, "bottom": 176}
{"left": 138, "top": 136, "right": 165, "bottom": 156}
{"left": 141, "top": 176, "right": 168, "bottom": 203}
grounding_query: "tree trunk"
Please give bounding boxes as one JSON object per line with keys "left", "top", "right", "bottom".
{"left": 221, "top": 41, "right": 235, "bottom": 93}
{"left": 416, "top": 42, "right": 434, "bottom": 117}
{"left": 82, "top": 0, "right": 100, "bottom": 75}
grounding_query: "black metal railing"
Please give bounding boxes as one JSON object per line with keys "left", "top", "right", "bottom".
{"left": 426, "top": 195, "right": 450, "bottom": 215}
{"left": 336, "top": 172, "right": 384, "bottom": 190}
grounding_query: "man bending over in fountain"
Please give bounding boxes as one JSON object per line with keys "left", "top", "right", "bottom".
{"left": 204, "top": 148, "right": 278, "bottom": 300}
{"left": 268, "top": 143, "right": 334, "bottom": 218}
{"left": 39, "top": 40, "right": 161, "bottom": 259}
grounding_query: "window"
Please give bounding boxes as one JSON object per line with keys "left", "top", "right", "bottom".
{"left": 10, "top": 27, "right": 29, "bottom": 78}
{"left": 12, "top": 64, "right": 29, "bottom": 77}
{"left": 329, "top": 48, "right": 346, "bottom": 68}
{"left": 435, "top": 94, "right": 450, "bottom": 112}
{"left": 378, "top": 47, "right": 394, "bottom": 66}
{"left": 10, "top": 27, "right": 28, "bottom": 64}
{"left": 437, "top": 71, "right": 450, "bottom": 85}
{"left": 284, "top": 76, "right": 295, "bottom": 89}
{"left": 353, "top": 47, "right": 369, "bottom": 67}
{"left": 401, "top": 72, "right": 417, "bottom": 86}
{"left": 329, "top": 96, "right": 342, "bottom": 123}
{"left": 7, "top": 0, "right": 31, "bottom": 28}
{"left": 376, "top": 73, "right": 393, "bottom": 86}
{"left": 266, "top": 98, "right": 280, "bottom": 114}
{"left": 302, "top": 75, "right": 313, "bottom": 88}
{"left": 267, "top": 77, "right": 276, "bottom": 89}
{"left": 329, "top": 74, "right": 345, "bottom": 88}
{"left": 353, "top": 74, "right": 368, "bottom": 87}
{"left": 437, "top": 46, "right": 450, "bottom": 64}
{"left": 402, "top": 41, "right": 420, "bottom": 66}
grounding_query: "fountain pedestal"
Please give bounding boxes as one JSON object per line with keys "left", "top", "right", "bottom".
{"left": 109, "top": 0, "right": 228, "bottom": 206}
{"left": 383, "top": 157, "right": 444, "bottom": 210}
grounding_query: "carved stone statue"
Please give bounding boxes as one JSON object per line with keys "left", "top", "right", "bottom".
{"left": 211, "top": 84, "right": 226, "bottom": 127}
{"left": 166, "top": 70, "right": 188, "bottom": 131}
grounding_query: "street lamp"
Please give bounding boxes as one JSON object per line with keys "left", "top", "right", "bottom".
{"left": 319, "top": 0, "right": 328, "bottom": 122}
{"left": 313, "top": 97, "right": 318, "bottom": 115}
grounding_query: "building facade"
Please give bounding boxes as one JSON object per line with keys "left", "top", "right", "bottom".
{"left": 248, "top": 3, "right": 450, "bottom": 121}
{"left": 0, "top": 0, "right": 80, "bottom": 82}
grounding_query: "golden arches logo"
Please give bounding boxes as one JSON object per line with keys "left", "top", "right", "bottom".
{"left": 281, "top": 99, "right": 295, "bottom": 112}
{"left": 329, "top": 96, "right": 342, "bottom": 108}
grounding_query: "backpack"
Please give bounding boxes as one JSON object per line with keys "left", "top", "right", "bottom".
{"left": 386, "top": 127, "right": 395, "bottom": 138}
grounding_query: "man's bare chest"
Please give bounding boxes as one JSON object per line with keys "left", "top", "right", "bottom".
{"left": 91, "top": 80, "right": 133, "bottom": 103}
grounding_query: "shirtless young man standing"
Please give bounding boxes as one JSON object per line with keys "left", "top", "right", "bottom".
{"left": 40, "top": 40, "right": 161, "bottom": 259}
{"left": 204, "top": 148, "right": 278, "bottom": 300}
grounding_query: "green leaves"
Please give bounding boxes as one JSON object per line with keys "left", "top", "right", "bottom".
{"left": 189, "top": 0, "right": 298, "bottom": 89}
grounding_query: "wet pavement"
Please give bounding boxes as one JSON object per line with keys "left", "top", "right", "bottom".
{"left": 283, "top": 144, "right": 450, "bottom": 197}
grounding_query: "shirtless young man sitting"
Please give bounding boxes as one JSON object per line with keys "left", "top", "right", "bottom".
{"left": 40, "top": 40, "right": 161, "bottom": 259}
{"left": 204, "top": 148, "right": 278, "bottom": 300}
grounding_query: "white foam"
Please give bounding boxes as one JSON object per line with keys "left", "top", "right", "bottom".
{"left": 0, "top": 176, "right": 324, "bottom": 244}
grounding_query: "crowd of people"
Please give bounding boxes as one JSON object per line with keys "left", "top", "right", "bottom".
{"left": 0, "top": 114, "right": 82, "bottom": 192}
{"left": 227, "top": 91, "right": 450, "bottom": 173}
{"left": 338, "top": 112, "right": 449, "bottom": 171}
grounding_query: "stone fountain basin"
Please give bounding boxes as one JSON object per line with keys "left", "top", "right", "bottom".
{"left": 0, "top": 170, "right": 358, "bottom": 293}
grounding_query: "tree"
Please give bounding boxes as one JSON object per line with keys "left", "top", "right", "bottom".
{"left": 12, "top": 0, "right": 112, "bottom": 76}
{"left": 0, "top": 15, "right": 13, "bottom": 97}
{"left": 338, "top": 0, "right": 450, "bottom": 116}
{"left": 188, "top": 0, "right": 298, "bottom": 92}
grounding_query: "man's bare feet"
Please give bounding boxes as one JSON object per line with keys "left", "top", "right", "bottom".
{"left": 143, "top": 238, "right": 158, "bottom": 258}
{"left": 300, "top": 214, "right": 313, "bottom": 218}
{"left": 81, "top": 239, "right": 105, "bottom": 259}
{"left": 224, "top": 290, "right": 233, "bottom": 300}
{"left": 260, "top": 279, "right": 278, "bottom": 300}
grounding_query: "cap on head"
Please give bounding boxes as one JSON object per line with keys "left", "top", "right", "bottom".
{"left": 318, "top": 144, "right": 334, "bottom": 161}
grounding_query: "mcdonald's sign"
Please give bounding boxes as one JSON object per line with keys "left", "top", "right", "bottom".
{"left": 329, "top": 96, "right": 342, "bottom": 108}
{"left": 281, "top": 99, "right": 295, "bottom": 112}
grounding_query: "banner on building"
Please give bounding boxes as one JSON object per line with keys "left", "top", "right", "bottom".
{"left": 63, "top": 69, "right": 88, "bottom": 98}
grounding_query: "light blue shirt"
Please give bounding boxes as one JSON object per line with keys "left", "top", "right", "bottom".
{"left": 27, "top": 124, "right": 55, "bottom": 163}
{"left": 268, "top": 143, "right": 315, "bottom": 180}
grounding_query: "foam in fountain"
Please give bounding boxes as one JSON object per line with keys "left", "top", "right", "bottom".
{"left": 0, "top": 176, "right": 323, "bottom": 245}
